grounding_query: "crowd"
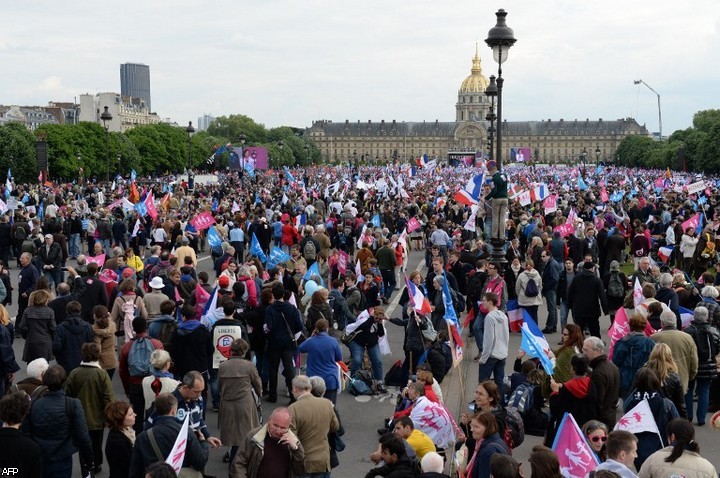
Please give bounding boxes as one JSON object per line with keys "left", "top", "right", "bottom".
{"left": 0, "top": 159, "right": 719, "bottom": 478}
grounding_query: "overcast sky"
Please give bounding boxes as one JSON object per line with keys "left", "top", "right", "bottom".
{"left": 2, "top": 1, "right": 718, "bottom": 137}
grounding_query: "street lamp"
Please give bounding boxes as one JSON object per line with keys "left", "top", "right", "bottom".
{"left": 485, "top": 8, "right": 516, "bottom": 171}
{"left": 634, "top": 79, "right": 662, "bottom": 139}
{"left": 100, "top": 106, "right": 112, "bottom": 182}
{"left": 595, "top": 145, "right": 601, "bottom": 166}
{"left": 186, "top": 121, "right": 195, "bottom": 182}
{"left": 117, "top": 153, "right": 121, "bottom": 176}
{"left": 485, "top": 75, "right": 498, "bottom": 161}
{"left": 485, "top": 8, "right": 516, "bottom": 270}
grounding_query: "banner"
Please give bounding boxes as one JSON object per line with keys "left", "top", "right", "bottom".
{"left": 250, "top": 233, "right": 267, "bottom": 263}
{"left": 190, "top": 211, "right": 216, "bottom": 231}
{"left": 553, "top": 222, "right": 575, "bottom": 238}
{"left": 543, "top": 195, "right": 557, "bottom": 214}
{"left": 407, "top": 217, "right": 421, "bottom": 233}
{"left": 212, "top": 323, "right": 243, "bottom": 368}
{"left": 87, "top": 254, "right": 106, "bottom": 268}
{"left": 145, "top": 192, "right": 158, "bottom": 221}
{"left": 687, "top": 180, "right": 706, "bottom": 195}
{"left": 516, "top": 190, "right": 531, "bottom": 206}
{"left": 207, "top": 226, "right": 222, "bottom": 248}
{"left": 337, "top": 250, "right": 349, "bottom": 275}
{"left": 552, "top": 413, "right": 600, "bottom": 478}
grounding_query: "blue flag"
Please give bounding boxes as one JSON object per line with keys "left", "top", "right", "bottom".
{"left": 519, "top": 309, "right": 554, "bottom": 375}
{"left": 441, "top": 272, "right": 459, "bottom": 328}
{"left": 303, "top": 262, "right": 324, "bottom": 286}
{"left": 207, "top": 226, "right": 222, "bottom": 248}
{"left": 21, "top": 193, "right": 29, "bottom": 204}
{"left": 211, "top": 198, "right": 218, "bottom": 212}
{"left": 696, "top": 214, "right": 705, "bottom": 235}
{"left": 269, "top": 247, "right": 290, "bottom": 265}
{"left": 38, "top": 202, "right": 44, "bottom": 220}
{"left": 131, "top": 169, "right": 137, "bottom": 181}
{"left": 371, "top": 214, "right": 381, "bottom": 228}
{"left": 577, "top": 177, "right": 588, "bottom": 191}
{"left": 284, "top": 166, "right": 295, "bottom": 183}
{"left": 134, "top": 201, "right": 148, "bottom": 217}
{"left": 250, "top": 233, "right": 267, "bottom": 263}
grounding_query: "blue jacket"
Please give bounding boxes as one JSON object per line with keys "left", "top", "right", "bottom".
{"left": 52, "top": 314, "right": 94, "bottom": 374}
{"left": 22, "top": 390, "right": 94, "bottom": 465}
{"left": 611, "top": 332, "right": 656, "bottom": 396}
{"left": 471, "top": 433, "right": 509, "bottom": 478}
{"left": 299, "top": 332, "right": 343, "bottom": 390}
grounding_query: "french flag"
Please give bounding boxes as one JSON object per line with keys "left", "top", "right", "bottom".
{"left": 529, "top": 183, "right": 550, "bottom": 202}
{"left": 658, "top": 246, "right": 674, "bottom": 263}
{"left": 405, "top": 274, "right": 432, "bottom": 315}
{"left": 453, "top": 173, "right": 484, "bottom": 206}
{"left": 519, "top": 309, "right": 554, "bottom": 375}
{"left": 679, "top": 306, "right": 694, "bottom": 329}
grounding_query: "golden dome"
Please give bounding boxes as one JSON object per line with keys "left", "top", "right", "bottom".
{"left": 459, "top": 44, "right": 489, "bottom": 93}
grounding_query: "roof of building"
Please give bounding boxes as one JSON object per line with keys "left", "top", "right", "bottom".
{"left": 459, "top": 45, "right": 490, "bottom": 94}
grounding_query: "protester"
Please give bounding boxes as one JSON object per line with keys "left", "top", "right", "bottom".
{"left": 593, "top": 430, "right": 639, "bottom": 478}
{"left": 638, "top": 418, "right": 716, "bottom": 478}
{"left": 583, "top": 337, "right": 620, "bottom": 429}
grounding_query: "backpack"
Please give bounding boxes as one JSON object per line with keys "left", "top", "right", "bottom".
{"left": 128, "top": 337, "right": 155, "bottom": 377}
{"left": 14, "top": 225, "right": 27, "bottom": 241}
{"left": 420, "top": 316, "right": 437, "bottom": 342}
{"left": 507, "top": 383, "right": 536, "bottom": 415}
{"left": 453, "top": 290, "right": 466, "bottom": 314}
{"left": 702, "top": 234, "right": 716, "bottom": 258}
{"left": 348, "top": 369, "right": 374, "bottom": 396}
{"left": 349, "top": 286, "right": 368, "bottom": 313}
{"left": 501, "top": 406, "right": 525, "bottom": 449}
{"left": 524, "top": 277, "right": 539, "bottom": 297}
{"left": 303, "top": 239, "right": 318, "bottom": 261}
{"left": 122, "top": 297, "right": 141, "bottom": 338}
{"left": 607, "top": 272, "right": 625, "bottom": 298}
{"left": 155, "top": 319, "right": 177, "bottom": 350}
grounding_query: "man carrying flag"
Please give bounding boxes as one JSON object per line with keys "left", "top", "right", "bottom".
{"left": 477, "top": 292, "right": 509, "bottom": 396}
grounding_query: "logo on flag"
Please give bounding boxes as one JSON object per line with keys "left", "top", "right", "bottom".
{"left": 190, "top": 211, "right": 216, "bottom": 231}
{"left": 552, "top": 413, "right": 600, "bottom": 478}
{"left": 543, "top": 195, "right": 557, "bottom": 214}
{"left": 407, "top": 217, "right": 421, "bottom": 233}
{"left": 615, "top": 398, "right": 662, "bottom": 441}
{"left": 519, "top": 310, "right": 554, "bottom": 375}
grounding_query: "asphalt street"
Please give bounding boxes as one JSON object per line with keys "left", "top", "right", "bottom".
{"left": 6, "top": 247, "right": 720, "bottom": 477}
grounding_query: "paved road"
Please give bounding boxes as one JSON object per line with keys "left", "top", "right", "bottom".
{"left": 7, "top": 248, "right": 720, "bottom": 477}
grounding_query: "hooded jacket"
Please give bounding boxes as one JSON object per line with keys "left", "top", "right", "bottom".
{"left": 516, "top": 268, "right": 543, "bottom": 306}
{"left": 480, "top": 309, "right": 509, "bottom": 364}
{"left": 546, "top": 376, "right": 592, "bottom": 447}
{"left": 170, "top": 320, "right": 213, "bottom": 376}
{"left": 683, "top": 319, "right": 720, "bottom": 380}
{"left": 52, "top": 314, "right": 94, "bottom": 373}
{"left": 612, "top": 332, "right": 657, "bottom": 396}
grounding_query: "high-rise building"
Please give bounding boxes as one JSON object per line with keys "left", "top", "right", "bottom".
{"left": 120, "top": 63, "right": 151, "bottom": 111}
{"left": 197, "top": 114, "right": 215, "bottom": 131}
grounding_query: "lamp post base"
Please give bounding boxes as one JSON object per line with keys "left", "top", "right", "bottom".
{"left": 489, "top": 237, "right": 508, "bottom": 274}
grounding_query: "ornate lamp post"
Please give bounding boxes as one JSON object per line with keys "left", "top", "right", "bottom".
{"left": 485, "top": 75, "right": 498, "bottom": 160}
{"left": 100, "top": 106, "right": 112, "bottom": 182}
{"left": 485, "top": 8, "right": 516, "bottom": 270}
{"left": 595, "top": 145, "right": 601, "bottom": 166}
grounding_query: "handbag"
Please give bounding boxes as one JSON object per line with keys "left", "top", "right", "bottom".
{"left": 281, "top": 312, "right": 306, "bottom": 349}
{"left": 340, "top": 330, "right": 359, "bottom": 345}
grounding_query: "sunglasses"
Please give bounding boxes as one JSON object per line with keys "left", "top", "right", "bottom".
{"left": 590, "top": 435, "right": 608, "bottom": 443}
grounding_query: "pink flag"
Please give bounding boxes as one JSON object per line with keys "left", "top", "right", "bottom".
{"left": 566, "top": 208, "right": 577, "bottom": 224}
{"left": 600, "top": 188, "right": 609, "bottom": 203}
{"left": 190, "top": 211, "right": 216, "bottom": 231}
{"left": 194, "top": 284, "right": 210, "bottom": 320}
{"left": 681, "top": 213, "right": 701, "bottom": 232}
{"left": 87, "top": 254, "right": 106, "bottom": 268}
{"left": 552, "top": 413, "right": 600, "bottom": 478}
{"left": 337, "top": 250, "right": 349, "bottom": 275}
{"left": 553, "top": 223, "right": 575, "bottom": 238}
{"left": 145, "top": 193, "right": 158, "bottom": 221}
{"left": 407, "top": 217, "right": 421, "bottom": 233}
{"left": 594, "top": 215, "right": 604, "bottom": 231}
{"left": 608, "top": 307, "right": 630, "bottom": 360}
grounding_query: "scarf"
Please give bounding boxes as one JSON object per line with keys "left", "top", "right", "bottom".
{"left": 121, "top": 427, "right": 136, "bottom": 445}
{"left": 465, "top": 437, "right": 485, "bottom": 475}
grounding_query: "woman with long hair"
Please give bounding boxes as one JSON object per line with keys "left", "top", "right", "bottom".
{"left": 92, "top": 305, "right": 117, "bottom": 379}
{"left": 19, "top": 289, "right": 55, "bottom": 363}
{"left": 643, "top": 343, "right": 687, "bottom": 418}
{"left": 552, "top": 323, "right": 584, "bottom": 384}
{"left": 638, "top": 418, "right": 716, "bottom": 478}
{"left": 460, "top": 381, "right": 507, "bottom": 462}
{"left": 528, "top": 445, "right": 562, "bottom": 478}
{"left": 306, "top": 289, "right": 334, "bottom": 332}
{"left": 624, "top": 368, "right": 679, "bottom": 469}
{"left": 581, "top": 420, "right": 609, "bottom": 462}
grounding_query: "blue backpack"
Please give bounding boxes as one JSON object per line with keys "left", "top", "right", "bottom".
{"left": 128, "top": 337, "right": 155, "bottom": 377}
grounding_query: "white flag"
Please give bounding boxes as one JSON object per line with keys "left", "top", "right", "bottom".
{"left": 0, "top": 198, "right": 7, "bottom": 214}
{"left": 633, "top": 277, "right": 644, "bottom": 307}
{"left": 614, "top": 398, "right": 663, "bottom": 443}
{"left": 356, "top": 224, "right": 367, "bottom": 249}
{"left": 231, "top": 201, "right": 240, "bottom": 213}
{"left": 282, "top": 193, "right": 289, "bottom": 205}
{"left": 166, "top": 415, "right": 190, "bottom": 473}
{"left": 131, "top": 219, "right": 141, "bottom": 238}
{"left": 464, "top": 205, "right": 478, "bottom": 232}
{"left": 355, "top": 259, "right": 364, "bottom": 285}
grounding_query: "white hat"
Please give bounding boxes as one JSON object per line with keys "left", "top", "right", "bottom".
{"left": 149, "top": 277, "right": 165, "bottom": 289}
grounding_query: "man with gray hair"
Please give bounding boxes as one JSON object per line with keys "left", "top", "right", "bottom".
{"left": 420, "top": 451, "right": 449, "bottom": 477}
{"left": 683, "top": 306, "right": 720, "bottom": 425}
{"left": 583, "top": 337, "right": 620, "bottom": 429}
{"left": 289, "top": 375, "right": 339, "bottom": 477}
{"left": 655, "top": 272, "right": 680, "bottom": 327}
{"left": 651, "top": 310, "right": 698, "bottom": 392}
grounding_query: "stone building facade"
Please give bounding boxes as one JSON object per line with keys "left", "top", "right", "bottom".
{"left": 306, "top": 47, "right": 649, "bottom": 165}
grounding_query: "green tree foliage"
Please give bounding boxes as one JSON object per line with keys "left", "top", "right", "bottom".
{"left": 615, "top": 109, "right": 720, "bottom": 171}
{"left": 207, "top": 115, "right": 268, "bottom": 145}
{"left": 0, "top": 122, "right": 38, "bottom": 183}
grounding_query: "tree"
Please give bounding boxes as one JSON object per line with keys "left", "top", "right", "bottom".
{"left": 207, "top": 115, "right": 268, "bottom": 145}
{"left": 0, "top": 122, "right": 37, "bottom": 183}
{"left": 693, "top": 109, "right": 720, "bottom": 134}
{"left": 613, "top": 135, "right": 659, "bottom": 168}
